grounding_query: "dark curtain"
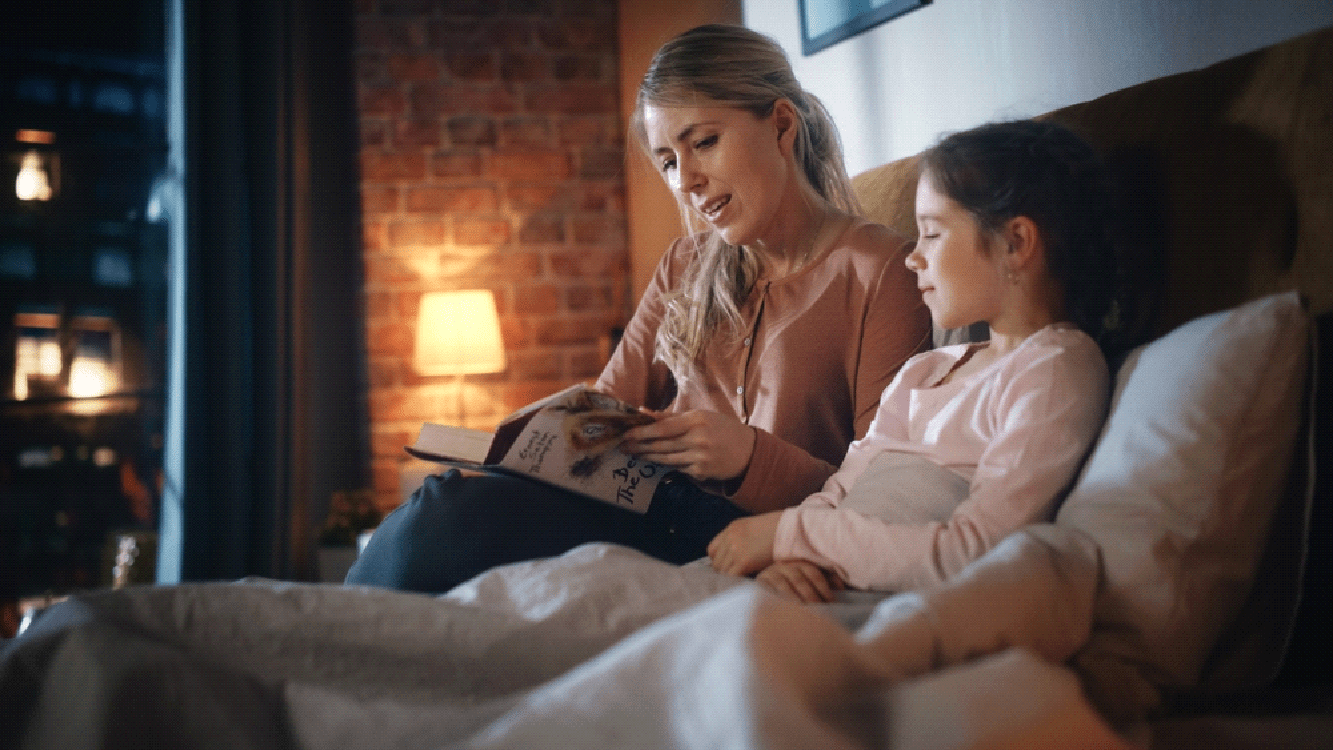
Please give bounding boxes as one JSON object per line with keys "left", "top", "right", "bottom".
{"left": 180, "top": 0, "right": 369, "bottom": 581}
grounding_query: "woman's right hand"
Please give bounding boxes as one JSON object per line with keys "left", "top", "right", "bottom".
{"left": 619, "top": 409, "right": 757, "bottom": 483}
{"left": 757, "top": 560, "right": 845, "bottom": 603}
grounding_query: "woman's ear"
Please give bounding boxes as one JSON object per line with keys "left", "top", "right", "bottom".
{"left": 771, "top": 99, "right": 799, "bottom": 154}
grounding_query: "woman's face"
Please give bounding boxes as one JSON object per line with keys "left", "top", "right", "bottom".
{"left": 641, "top": 101, "right": 794, "bottom": 248}
{"left": 906, "top": 172, "right": 1007, "bottom": 330}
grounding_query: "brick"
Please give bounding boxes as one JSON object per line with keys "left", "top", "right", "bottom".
{"left": 425, "top": 17, "right": 487, "bottom": 49}
{"left": 355, "top": 51, "right": 389, "bottom": 83}
{"left": 509, "top": 349, "right": 564, "bottom": 381}
{"left": 356, "top": 17, "right": 420, "bottom": 50}
{"left": 454, "top": 217, "right": 512, "bottom": 246}
{"left": 367, "top": 319, "right": 415, "bottom": 357}
{"left": 579, "top": 145, "right": 622, "bottom": 180}
{"left": 566, "top": 282, "right": 615, "bottom": 312}
{"left": 562, "top": 17, "right": 617, "bottom": 51}
{"left": 518, "top": 214, "right": 565, "bottom": 244}
{"left": 549, "top": 249, "right": 626, "bottom": 278}
{"left": 366, "top": 358, "right": 402, "bottom": 389}
{"left": 464, "top": 251, "right": 543, "bottom": 282}
{"left": 359, "top": 84, "right": 408, "bottom": 116}
{"left": 570, "top": 345, "right": 609, "bottom": 378}
{"left": 362, "top": 219, "right": 387, "bottom": 252}
{"left": 447, "top": 116, "right": 498, "bottom": 146}
{"left": 502, "top": 380, "right": 574, "bottom": 413}
{"left": 431, "top": 149, "right": 484, "bottom": 179}
{"left": 363, "top": 253, "right": 422, "bottom": 288}
{"left": 558, "top": 115, "right": 608, "bottom": 144}
{"left": 446, "top": 52, "right": 496, "bottom": 81}
{"left": 575, "top": 183, "right": 626, "bottom": 212}
{"left": 525, "top": 84, "right": 617, "bottom": 115}
{"left": 571, "top": 214, "right": 624, "bottom": 245}
{"left": 506, "top": 183, "right": 567, "bottom": 211}
{"left": 380, "top": 0, "right": 438, "bottom": 16}
{"left": 387, "top": 53, "right": 441, "bottom": 82}
{"left": 501, "top": 52, "right": 549, "bottom": 82}
{"left": 394, "top": 119, "right": 442, "bottom": 147}
{"left": 412, "top": 83, "right": 518, "bottom": 118}
{"left": 360, "top": 119, "right": 388, "bottom": 147}
{"left": 553, "top": 53, "right": 603, "bottom": 81}
{"left": 490, "top": 149, "right": 571, "bottom": 181}
{"left": 405, "top": 185, "right": 499, "bottom": 213}
{"left": 361, "top": 151, "right": 427, "bottom": 182}
{"left": 361, "top": 185, "right": 400, "bottom": 214}
{"left": 514, "top": 283, "right": 561, "bottom": 314}
{"left": 533, "top": 316, "right": 614, "bottom": 346}
{"left": 485, "top": 17, "right": 535, "bottom": 49}
{"left": 387, "top": 219, "right": 447, "bottom": 247}
{"left": 500, "top": 116, "right": 552, "bottom": 146}
{"left": 373, "top": 429, "right": 416, "bottom": 459}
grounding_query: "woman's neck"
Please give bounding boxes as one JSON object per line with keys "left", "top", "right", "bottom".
{"left": 749, "top": 205, "right": 843, "bottom": 279}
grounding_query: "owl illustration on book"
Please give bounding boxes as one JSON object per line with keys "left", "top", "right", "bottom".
{"left": 552, "top": 389, "right": 656, "bottom": 477}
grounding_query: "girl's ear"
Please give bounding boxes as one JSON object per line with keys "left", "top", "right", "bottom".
{"left": 1002, "top": 216, "right": 1043, "bottom": 270}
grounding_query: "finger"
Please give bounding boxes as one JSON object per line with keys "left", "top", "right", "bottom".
{"left": 798, "top": 566, "right": 836, "bottom": 602}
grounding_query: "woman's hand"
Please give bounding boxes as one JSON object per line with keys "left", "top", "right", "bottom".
{"left": 620, "top": 409, "right": 757, "bottom": 483}
{"left": 707, "top": 512, "right": 782, "bottom": 577}
{"left": 757, "top": 560, "right": 845, "bottom": 603}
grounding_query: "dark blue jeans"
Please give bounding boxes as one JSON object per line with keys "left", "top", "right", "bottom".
{"left": 344, "top": 469, "right": 749, "bottom": 594}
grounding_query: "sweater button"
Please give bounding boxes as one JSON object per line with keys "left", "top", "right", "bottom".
{"left": 743, "top": 337, "right": 752, "bottom": 346}
{"left": 735, "top": 386, "right": 744, "bottom": 395}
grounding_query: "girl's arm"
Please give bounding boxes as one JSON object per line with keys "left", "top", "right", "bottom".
{"left": 774, "top": 336, "right": 1110, "bottom": 592}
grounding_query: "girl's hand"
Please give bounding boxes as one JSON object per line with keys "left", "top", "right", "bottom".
{"left": 757, "top": 560, "right": 846, "bottom": 604}
{"left": 707, "top": 512, "right": 782, "bottom": 577}
{"left": 620, "top": 409, "right": 757, "bottom": 483}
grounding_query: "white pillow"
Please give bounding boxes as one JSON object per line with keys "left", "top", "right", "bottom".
{"left": 1055, "top": 291, "right": 1310, "bottom": 724}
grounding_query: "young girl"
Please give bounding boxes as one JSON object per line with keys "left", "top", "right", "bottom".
{"left": 347, "top": 25, "right": 930, "bottom": 594}
{"left": 708, "top": 119, "right": 1119, "bottom": 603}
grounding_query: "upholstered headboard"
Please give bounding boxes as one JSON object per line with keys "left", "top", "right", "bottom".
{"left": 852, "top": 25, "right": 1333, "bottom": 350}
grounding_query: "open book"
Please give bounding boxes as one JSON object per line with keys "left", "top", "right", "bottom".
{"left": 405, "top": 384, "right": 669, "bottom": 513}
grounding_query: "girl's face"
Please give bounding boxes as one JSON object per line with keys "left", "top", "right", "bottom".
{"left": 641, "top": 101, "right": 795, "bottom": 249}
{"left": 906, "top": 172, "right": 1008, "bottom": 330}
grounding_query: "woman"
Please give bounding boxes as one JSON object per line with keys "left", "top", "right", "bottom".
{"left": 346, "top": 24, "right": 930, "bottom": 594}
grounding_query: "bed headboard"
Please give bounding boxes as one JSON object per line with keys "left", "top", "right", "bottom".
{"left": 852, "top": 25, "right": 1333, "bottom": 348}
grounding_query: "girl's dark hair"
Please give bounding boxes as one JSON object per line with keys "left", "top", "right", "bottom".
{"left": 919, "top": 119, "right": 1123, "bottom": 351}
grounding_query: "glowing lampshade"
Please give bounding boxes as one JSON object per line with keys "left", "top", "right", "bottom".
{"left": 414, "top": 290, "right": 506, "bottom": 376}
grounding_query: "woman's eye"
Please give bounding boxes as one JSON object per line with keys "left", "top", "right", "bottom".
{"left": 660, "top": 158, "right": 676, "bottom": 173}
{"left": 695, "top": 134, "right": 718, "bottom": 150}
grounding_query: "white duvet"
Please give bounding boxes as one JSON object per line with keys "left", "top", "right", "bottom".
{"left": 3, "top": 532, "right": 1133, "bottom": 750}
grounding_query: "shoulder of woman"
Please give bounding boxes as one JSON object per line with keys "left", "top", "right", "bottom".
{"left": 838, "top": 218, "right": 913, "bottom": 255}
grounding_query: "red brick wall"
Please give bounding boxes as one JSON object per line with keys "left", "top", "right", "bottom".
{"left": 354, "top": 0, "right": 631, "bottom": 512}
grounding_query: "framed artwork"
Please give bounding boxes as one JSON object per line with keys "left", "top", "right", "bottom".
{"left": 798, "top": 0, "right": 930, "bottom": 56}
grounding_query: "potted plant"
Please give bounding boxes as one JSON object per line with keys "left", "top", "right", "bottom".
{"left": 317, "top": 489, "right": 381, "bottom": 583}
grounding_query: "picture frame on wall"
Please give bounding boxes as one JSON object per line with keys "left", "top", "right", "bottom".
{"left": 799, "top": 0, "right": 930, "bottom": 55}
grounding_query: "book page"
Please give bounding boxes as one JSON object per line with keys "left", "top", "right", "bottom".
{"left": 498, "top": 387, "right": 666, "bottom": 513}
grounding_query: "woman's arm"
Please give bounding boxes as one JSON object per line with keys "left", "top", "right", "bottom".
{"left": 729, "top": 231, "right": 931, "bottom": 512}
{"left": 594, "top": 239, "right": 682, "bottom": 411}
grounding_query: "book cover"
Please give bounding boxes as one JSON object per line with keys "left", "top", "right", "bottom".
{"left": 405, "top": 384, "right": 670, "bottom": 513}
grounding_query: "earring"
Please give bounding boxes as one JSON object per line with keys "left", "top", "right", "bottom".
{"left": 1007, "top": 269, "right": 1019, "bottom": 285}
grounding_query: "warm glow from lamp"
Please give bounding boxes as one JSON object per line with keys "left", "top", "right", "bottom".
{"left": 414, "top": 290, "right": 507, "bottom": 376}
{"left": 415, "top": 290, "right": 506, "bottom": 427}
{"left": 16, "top": 151, "right": 53, "bottom": 201}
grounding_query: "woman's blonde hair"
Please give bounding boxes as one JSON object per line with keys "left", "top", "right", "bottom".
{"left": 631, "top": 24, "right": 858, "bottom": 379}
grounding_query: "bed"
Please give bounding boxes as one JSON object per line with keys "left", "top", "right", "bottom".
{"left": 3, "top": 24, "right": 1331, "bottom": 750}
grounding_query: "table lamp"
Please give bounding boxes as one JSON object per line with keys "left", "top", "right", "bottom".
{"left": 414, "top": 289, "right": 506, "bottom": 426}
